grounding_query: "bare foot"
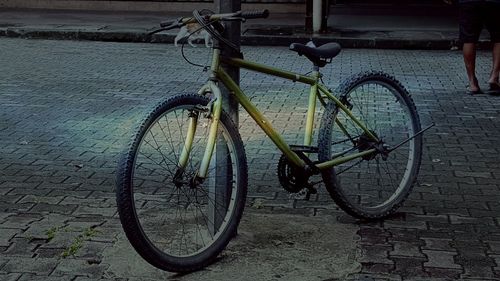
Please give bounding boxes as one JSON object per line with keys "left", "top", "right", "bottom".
{"left": 469, "top": 77, "right": 480, "bottom": 92}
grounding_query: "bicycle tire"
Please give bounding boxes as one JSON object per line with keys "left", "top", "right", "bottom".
{"left": 116, "top": 94, "right": 248, "bottom": 272}
{"left": 318, "top": 71, "right": 422, "bottom": 220}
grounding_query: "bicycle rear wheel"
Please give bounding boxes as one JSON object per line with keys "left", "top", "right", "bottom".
{"left": 318, "top": 71, "right": 422, "bottom": 220}
{"left": 116, "top": 94, "right": 247, "bottom": 272}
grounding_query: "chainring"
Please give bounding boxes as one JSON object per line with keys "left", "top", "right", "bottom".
{"left": 277, "top": 154, "right": 309, "bottom": 193}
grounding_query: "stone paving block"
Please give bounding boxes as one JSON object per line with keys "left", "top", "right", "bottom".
{"left": 1, "top": 257, "right": 58, "bottom": 275}
{"left": 390, "top": 256, "right": 428, "bottom": 278}
{"left": 0, "top": 194, "right": 24, "bottom": 204}
{"left": 28, "top": 203, "right": 78, "bottom": 215}
{"left": 455, "top": 252, "right": 496, "bottom": 279}
{"left": 361, "top": 262, "right": 394, "bottom": 275}
{"left": 422, "top": 238, "right": 454, "bottom": 251}
{"left": 73, "top": 278, "right": 127, "bottom": 281}
{"left": 3, "top": 237, "right": 39, "bottom": 257}
{"left": 0, "top": 213, "right": 43, "bottom": 229}
{"left": 387, "top": 228, "right": 420, "bottom": 243}
{"left": 489, "top": 254, "right": 500, "bottom": 271}
{"left": 18, "top": 195, "right": 64, "bottom": 205}
{"left": 390, "top": 241, "right": 425, "bottom": 258}
{"left": 383, "top": 220, "right": 427, "bottom": 230}
{"left": 52, "top": 258, "right": 109, "bottom": 279}
{"left": 449, "top": 215, "right": 495, "bottom": 225}
{"left": 73, "top": 241, "right": 111, "bottom": 260}
{"left": 35, "top": 247, "right": 65, "bottom": 258}
{"left": 360, "top": 245, "right": 394, "bottom": 265}
{"left": 0, "top": 273, "right": 23, "bottom": 281}
{"left": 40, "top": 230, "right": 82, "bottom": 249}
{"left": 423, "top": 250, "right": 461, "bottom": 269}
{"left": 452, "top": 240, "right": 487, "bottom": 253}
{"left": 0, "top": 202, "right": 34, "bottom": 213}
{"left": 19, "top": 214, "right": 69, "bottom": 239}
{"left": 423, "top": 267, "right": 462, "bottom": 280}
{"left": 359, "top": 227, "right": 390, "bottom": 245}
{"left": 47, "top": 189, "right": 92, "bottom": 198}
{"left": 5, "top": 187, "right": 49, "bottom": 196}
{"left": 486, "top": 241, "right": 500, "bottom": 254}
{"left": 0, "top": 228, "right": 20, "bottom": 247}
{"left": 348, "top": 273, "right": 402, "bottom": 281}
{"left": 0, "top": 187, "right": 12, "bottom": 196}
{"left": 72, "top": 206, "right": 117, "bottom": 217}
{"left": 18, "top": 274, "right": 74, "bottom": 281}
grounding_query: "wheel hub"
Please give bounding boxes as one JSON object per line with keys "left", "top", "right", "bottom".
{"left": 357, "top": 131, "right": 380, "bottom": 160}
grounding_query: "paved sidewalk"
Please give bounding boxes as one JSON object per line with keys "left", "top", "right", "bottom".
{"left": 0, "top": 7, "right": 468, "bottom": 49}
{"left": 1, "top": 37, "right": 500, "bottom": 280}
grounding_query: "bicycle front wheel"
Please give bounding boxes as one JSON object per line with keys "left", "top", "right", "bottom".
{"left": 318, "top": 71, "right": 422, "bottom": 220}
{"left": 116, "top": 94, "right": 248, "bottom": 272}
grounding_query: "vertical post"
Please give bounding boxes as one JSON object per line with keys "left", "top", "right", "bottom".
{"left": 305, "top": 0, "right": 313, "bottom": 33}
{"left": 215, "top": 0, "right": 241, "bottom": 125}
{"left": 321, "top": 0, "right": 329, "bottom": 32}
{"left": 313, "top": 0, "right": 322, "bottom": 33}
{"left": 208, "top": 0, "right": 241, "bottom": 235}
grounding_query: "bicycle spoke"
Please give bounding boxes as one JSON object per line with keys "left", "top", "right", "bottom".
{"left": 319, "top": 73, "right": 421, "bottom": 219}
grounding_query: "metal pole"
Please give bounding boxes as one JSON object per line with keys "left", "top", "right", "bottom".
{"left": 312, "top": 0, "right": 322, "bottom": 33}
{"left": 321, "top": 0, "right": 329, "bottom": 32}
{"left": 215, "top": 0, "right": 241, "bottom": 124}
{"left": 209, "top": 0, "right": 241, "bottom": 235}
{"left": 305, "top": 0, "right": 313, "bottom": 33}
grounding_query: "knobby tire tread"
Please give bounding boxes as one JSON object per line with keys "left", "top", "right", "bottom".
{"left": 116, "top": 94, "right": 248, "bottom": 272}
{"left": 318, "top": 71, "right": 422, "bottom": 220}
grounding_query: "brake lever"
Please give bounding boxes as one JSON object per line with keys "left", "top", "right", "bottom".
{"left": 147, "top": 19, "right": 184, "bottom": 35}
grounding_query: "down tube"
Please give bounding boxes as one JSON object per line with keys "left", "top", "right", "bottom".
{"left": 216, "top": 68, "right": 306, "bottom": 169}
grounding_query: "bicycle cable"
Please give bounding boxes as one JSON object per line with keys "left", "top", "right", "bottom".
{"left": 180, "top": 18, "right": 219, "bottom": 69}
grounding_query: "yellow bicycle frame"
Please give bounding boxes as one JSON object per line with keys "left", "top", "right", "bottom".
{"left": 186, "top": 49, "right": 379, "bottom": 179}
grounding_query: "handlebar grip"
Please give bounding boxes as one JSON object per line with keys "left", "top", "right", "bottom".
{"left": 240, "top": 9, "right": 269, "bottom": 19}
{"left": 160, "top": 20, "right": 175, "bottom": 27}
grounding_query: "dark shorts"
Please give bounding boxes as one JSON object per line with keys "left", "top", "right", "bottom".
{"left": 459, "top": 2, "right": 500, "bottom": 43}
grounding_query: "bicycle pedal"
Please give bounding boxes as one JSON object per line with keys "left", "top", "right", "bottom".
{"left": 288, "top": 189, "right": 308, "bottom": 200}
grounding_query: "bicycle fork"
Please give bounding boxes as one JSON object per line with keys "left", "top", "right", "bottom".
{"left": 176, "top": 81, "right": 222, "bottom": 184}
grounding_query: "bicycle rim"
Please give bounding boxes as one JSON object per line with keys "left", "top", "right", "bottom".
{"left": 319, "top": 72, "right": 422, "bottom": 219}
{"left": 118, "top": 94, "right": 247, "bottom": 271}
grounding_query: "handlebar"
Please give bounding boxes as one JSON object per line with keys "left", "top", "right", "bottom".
{"left": 160, "top": 20, "right": 176, "bottom": 28}
{"left": 151, "top": 9, "right": 269, "bottom": 34}
{"left": 149, "top": 9, "right": 269, "bottom": 51}
{"left": 240, "top": 10, "right": 269, "bottom": 19}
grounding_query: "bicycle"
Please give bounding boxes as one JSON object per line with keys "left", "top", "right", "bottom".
{"left": 115, "top": 9, "right": 433, "bottom": 272}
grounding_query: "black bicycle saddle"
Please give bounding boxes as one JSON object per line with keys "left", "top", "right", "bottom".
{"left": 289, "top": 42, "right": 342, "bottom": 67}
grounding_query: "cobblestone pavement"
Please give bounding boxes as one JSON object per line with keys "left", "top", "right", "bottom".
{"left": 1, "top": 38, "right": 500, "bottom": 281}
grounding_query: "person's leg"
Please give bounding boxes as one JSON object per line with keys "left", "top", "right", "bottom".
{"left": 488, "top": 43, "right": 500, "bottom": 85}
{"left": 484, "top": 2, "right": 500, "bottom": 89}
{"left": 463, "top": 43, "right": 480, "bottom": 91}
{"left": 459, "top": 2, "right": 482, "bottom": 93}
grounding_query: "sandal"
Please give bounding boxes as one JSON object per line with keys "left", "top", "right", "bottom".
{"left": 466, "top": 77, "right": 483, "bottom": 95}
{"left": 466, "top": 87, "right": 483, "bottom": 95}
{"left": 487, "top": 82, "right": 500, "bottom": 95}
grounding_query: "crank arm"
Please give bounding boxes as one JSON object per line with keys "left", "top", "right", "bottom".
{"left": 387, "top": 123, "right": 435, "bottom": 152}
